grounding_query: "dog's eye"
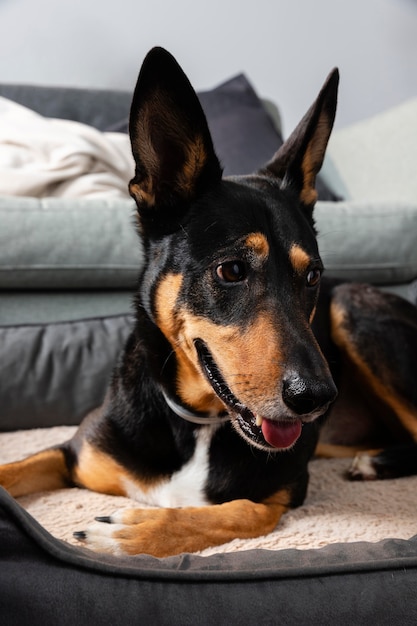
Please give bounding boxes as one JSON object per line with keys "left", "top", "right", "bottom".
{"left": 216, "top": 260, "right": 247, "bottom": 284}
{"left": 306, "top": 268, "right": 321, "bottom": 288}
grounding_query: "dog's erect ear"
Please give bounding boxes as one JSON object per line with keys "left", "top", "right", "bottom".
{"left": 262, "top": 68, "right": 339, "bottom": 210}
{"left": 128, "top": 47, "right": 222, "bottom": 228}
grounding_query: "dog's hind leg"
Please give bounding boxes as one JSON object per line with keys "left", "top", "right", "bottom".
{"left": 329, "top": 282, "right": 417, "bottom": 479}
{"left": 0, "top": 447, "right": 70, "bottom": 497}
{"left": 348, "top": 443, "right": 417, "bottom": 480}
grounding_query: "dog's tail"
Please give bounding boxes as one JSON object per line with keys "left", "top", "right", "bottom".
{"left": 0, "top": 446, "right": 71, "bottom": 498}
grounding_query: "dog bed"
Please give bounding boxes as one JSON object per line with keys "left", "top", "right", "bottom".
{"left": 1, "top": 483, "right": 416, "bottom": 624}
{"left": 1, "top": 76, "right": 417, "bottom": 623}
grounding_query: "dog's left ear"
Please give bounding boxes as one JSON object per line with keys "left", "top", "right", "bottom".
{"left": 262, "top": 68, "right": 339, "bottom": 211}
{"left": 128, "top": 47, "right": 222, "bottom": 230}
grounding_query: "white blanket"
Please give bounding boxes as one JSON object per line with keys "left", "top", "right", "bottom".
{"left": 0, "top": 97, "right": 134, "bottom": 198}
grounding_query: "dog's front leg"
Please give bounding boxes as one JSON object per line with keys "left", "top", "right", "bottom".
{"left": 74, "top": 492, "right": 290, "bottom": 557}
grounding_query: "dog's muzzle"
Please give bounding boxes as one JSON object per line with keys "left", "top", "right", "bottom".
{"left": 194, "top": 338, "right": 336, "bottom": 451}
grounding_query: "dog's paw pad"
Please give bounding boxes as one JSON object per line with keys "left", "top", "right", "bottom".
{"left": 348, "top": 453, "right": 377, "bottom": 481}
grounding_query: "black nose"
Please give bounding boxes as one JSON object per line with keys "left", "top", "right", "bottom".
{"left": 282, "top": 373, "right": 337, "bottom": 416}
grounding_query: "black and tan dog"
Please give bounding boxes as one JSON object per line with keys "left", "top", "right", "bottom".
{"left": 1, "top": 48, "right": 417, "bottom": 557}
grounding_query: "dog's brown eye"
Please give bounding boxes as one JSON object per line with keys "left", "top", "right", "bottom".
{"left": 306, "top": 268, "right": 321, "bottom": 287}
{"left": 216, "top": 261, "right": 247, "bottom": 283}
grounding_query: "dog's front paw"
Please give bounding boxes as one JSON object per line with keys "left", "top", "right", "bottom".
{"left": 73, "top": 508, "right": 176, "bottom": 557}
{"left": 73, "top": 521, "right": 128, "bottom": 556}
{"left": 348, "top": 453, "right": 377, "bottom": 481}
{"left": 73, "top": 498, "right": 285, "bottom": 556}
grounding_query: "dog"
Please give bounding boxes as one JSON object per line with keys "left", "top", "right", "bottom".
{"left": 1, "top": 48, "right": 417, "bottom": 558}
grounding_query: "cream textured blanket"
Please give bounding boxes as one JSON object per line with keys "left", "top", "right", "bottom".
{"left": 0, "top": 97, "right": 133, "bottom": 198}
{"left": 0, "top": 426, "right": 416, "bottom": 556}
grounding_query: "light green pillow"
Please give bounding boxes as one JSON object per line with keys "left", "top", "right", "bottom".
{"left": 316, "top": 201, "right": 417, "bottom": 285}
{"left": 325, "top": 98, "right": 417, "bottom": 202}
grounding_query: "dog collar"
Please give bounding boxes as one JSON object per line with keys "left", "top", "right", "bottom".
{"left": 161, "top": 390, "right": 230, "bottom": 425}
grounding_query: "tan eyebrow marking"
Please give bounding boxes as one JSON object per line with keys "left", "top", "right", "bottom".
{"left": 289, "top": 243, "right": 311, "bottom": 275}
{"left": 244, "top": 233, "right": 269, "bottom": 260}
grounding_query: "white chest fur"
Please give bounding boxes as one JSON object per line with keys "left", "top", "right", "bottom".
{"left": 121, "top": 425, "right": 217, "bottom": 508}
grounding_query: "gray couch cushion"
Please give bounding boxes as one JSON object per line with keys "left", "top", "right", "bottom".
{"left": 0, "top": 305, "right": 133, "bottom": 431}
{"left": 0, "top": 197, "right": 141, "bottom": 289}
{"left": 2, "top": 196, "right": 416, "bottom": 291}
{"left": 316, "top": 201, "right": 417, "bottom": 285}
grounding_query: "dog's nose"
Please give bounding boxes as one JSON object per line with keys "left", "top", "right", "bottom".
{"left": 282, "top": 373, "right": 337, "bottom": 416}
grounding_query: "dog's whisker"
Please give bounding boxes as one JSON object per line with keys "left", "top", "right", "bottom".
{"left": 203, "top": 220, "right": 219, "bottom": 233}
{"left": 160, "top": 350, "right": 176, "bottom": 375}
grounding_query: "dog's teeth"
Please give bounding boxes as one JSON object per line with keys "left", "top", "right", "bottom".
{"left": 255, "top": 414, "right": 263, "bottom": 427}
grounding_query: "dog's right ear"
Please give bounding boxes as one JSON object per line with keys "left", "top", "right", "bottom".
{"left": 128, "top": 48, "right": 222, "bottom": 231}
{"left": 261, "top": 68, "right": 339, "bottom": 214}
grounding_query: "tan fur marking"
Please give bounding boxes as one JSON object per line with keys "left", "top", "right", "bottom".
{"left": 98, "top": 490, "right": 290, "bottom": 557}
{"left": 154, "top": 272, "right": 184, "bottom": 340}
{"left": 315, "top": 443, "right": 382, "bottom": 459}
{"left": 309, "top": 304, "right": 317, "bottom": 325}
{"left": 177, "top": 311, "right": 282, "bottom": 417}
{"left": 154, "top": 273, "right": 226, "bottom": 414}
{"left": 0, "top": 449, "right": 68, "bottom": 498}
{"left": 129, "top": 181, "right": 155, "bottom": 207}
{"left": 331, "top": 301, "right": 417, "bottom": 440}
{"left": 74, "top": 442, "right": 159, "bottom": 496}
{"left": 300, "top": 115, "right": 330, "bottom": 205}
{"left": 245, "top": 232, "right": 269, "bottom": 260}
{"left": 178, "top": 135, "right": 207, "bottom": 196}
{"left": 289, "top": 243, "right": 311, "bottom": 276}
{"left": 300, "top": 145, "right": 319, "bottom": 206}
{"left": 183, "top": 313, "right": 280, "bottom": 414}
{"left": 154, "top": 272, "right": 284, "bottom": 417}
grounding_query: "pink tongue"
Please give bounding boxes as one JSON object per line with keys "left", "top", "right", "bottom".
{"left": 261, "top": 419, "right": 302, "bottom": 449}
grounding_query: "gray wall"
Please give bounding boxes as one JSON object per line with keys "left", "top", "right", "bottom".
{"left": 0, "top": 0, "right": 417, "bottom": 133}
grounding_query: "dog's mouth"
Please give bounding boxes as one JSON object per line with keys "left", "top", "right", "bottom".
{"left": 194, "top": 339, "right": 302, "bottom": 451}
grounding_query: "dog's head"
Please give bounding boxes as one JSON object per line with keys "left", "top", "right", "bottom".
{"left": 129, "top": 47, "right": 338, "bottom": 451}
